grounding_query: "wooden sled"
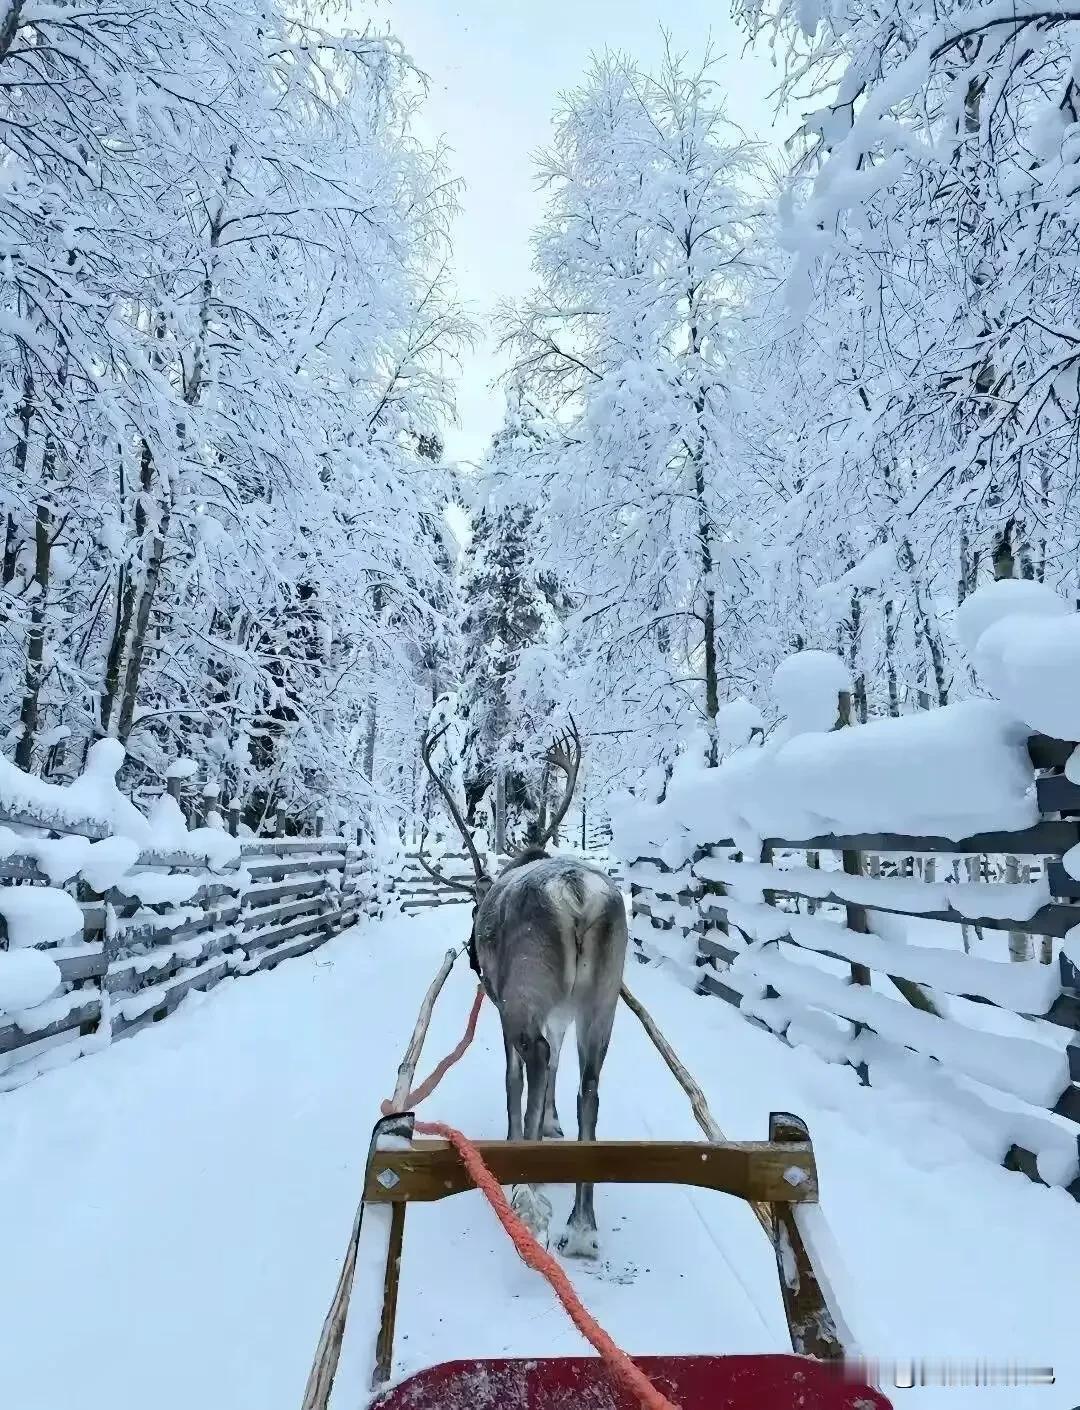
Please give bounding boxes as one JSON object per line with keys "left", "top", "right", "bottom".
{"left": 360, "top": 1110, "right": 895, "bottom": 1410}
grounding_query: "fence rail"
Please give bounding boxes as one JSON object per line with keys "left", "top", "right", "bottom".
{"left": 621, "top": 727, "right": 1080, "bottom": 1200}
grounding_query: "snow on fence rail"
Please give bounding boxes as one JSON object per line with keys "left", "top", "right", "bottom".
{"left": 0, "top": 742, "right": 382, "bottom": 1089}
{"left": 615, "top": 584, "right": 1080, "bottom": 1200}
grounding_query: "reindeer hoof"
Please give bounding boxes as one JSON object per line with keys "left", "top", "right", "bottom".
{"left": 556, "top": 1223, "right": 600, "bottom": 1260}
{"left": 542, "top": 1118, "right": 564, "bottom": 1139}
{"left": 511, "top": 1185, "right": 552, "bottom": 1243}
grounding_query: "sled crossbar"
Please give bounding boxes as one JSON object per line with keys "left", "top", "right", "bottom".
{"left": 366, "top": 1137, "right": 818, "bottom": 1204}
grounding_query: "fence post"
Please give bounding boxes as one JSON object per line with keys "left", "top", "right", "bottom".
{"left": 760, "top": 841, "right": 778, "bottom": 909}
{"left": 315, "top": 809, "right": 324, "bottom": 839}
{"left": 694, "top": 844, "right": 729, "bottom": 992}
{"left": 833, "top": 691, "right": 871, "bottom": 1082}
{"left": 806, "top": 849, "right": 820, "bottom": 913}
{"left": 228, "top": 797, "right": 241, "bottom": 837}
{"left": 202, "top": 779, "right": 221, "bottom": 829}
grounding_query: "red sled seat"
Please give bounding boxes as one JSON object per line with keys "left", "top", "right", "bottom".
{"left": 370, "top": 1354, "right": 894, "bottom": 1408}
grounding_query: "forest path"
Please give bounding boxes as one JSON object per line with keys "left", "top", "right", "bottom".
{"left": 0, "top": 905, "right": 1071, "bottom": 1410}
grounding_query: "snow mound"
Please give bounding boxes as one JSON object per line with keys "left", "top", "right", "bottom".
{"left": 0, "top": 949, "right": 62, "bottom": 1012}
{"left": 954, "top": 579, "right": 1069, "bottom": 658}
{"left": 0, "top": 887, "right": 84, "bottom": 948}
{"left": 772, "top": 650, "right": 851, "bottom": 735}
{"left": 954, "top": 580, "right": 1080, "bottom": 739}
{"left": 0, "top": 744, "right": 240, "bottom": 875}
{"left": 976, "top": 618, "right": 1080, "bottom": 741}
{"left": 625, "top": 698, "right": 1037, "bottom": 859}
{"left": 165, "top": 758, "right": 198, "bottom": 780}
{"left": 714, "top": 697, "right": 764, "bottom": 754}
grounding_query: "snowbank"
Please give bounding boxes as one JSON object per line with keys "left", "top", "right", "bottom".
{"left": 616, "top": 699, "right": 1037, "bottom": 861}
{"left": 713, "top": 697, "right": 764, "bottom": 754}
{"left": 0, "top": 740, "right": 152, "bottom": 842}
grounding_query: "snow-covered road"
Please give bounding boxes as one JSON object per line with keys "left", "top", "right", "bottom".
{"left": 0, "top": 905, "right": 1073, "bottom": 1410}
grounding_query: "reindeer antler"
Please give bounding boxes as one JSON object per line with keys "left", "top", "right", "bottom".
{"left": 419, "top": 724, "right": 488, "bottom": 891}
{"left": 535, "top": 715, "right": 582, "bottom": 849}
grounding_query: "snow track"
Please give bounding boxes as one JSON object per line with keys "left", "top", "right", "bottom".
{"left": 0, "top": 906, "right": 1073, "bottom": 1409}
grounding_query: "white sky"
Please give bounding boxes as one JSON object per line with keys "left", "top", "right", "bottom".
{"left": 377, "top": 0, "right": 788, "bottom": 467}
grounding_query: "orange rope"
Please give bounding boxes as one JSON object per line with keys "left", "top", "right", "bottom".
{"left": 380, "top": 983, "right": 485, "bottom": 1117}
{"left": 413, "top": 1117, "right": 679, "bottom": 1410}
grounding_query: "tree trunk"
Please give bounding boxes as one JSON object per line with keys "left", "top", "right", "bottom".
{"left": 363, "top": 693, "right": 378, "bottom": 784}
{"left": 495, "top": 767, "right": 507, "bottom": 854}
{"left": 848, "top": 589, "right": 867, "bottom": 721}
{"left": 116, "top": 483, "right": 172, "bottom": 741}
{"left": 1039, "top": 933, "right": 1053, "bottom": 965}
{"left": 693, "top": 449, "right": 719, "bottom": 763}
{"left": 900, "top": 536, "right": 948, "bottom": 706}
{"left": 1, "top": 513, "right": 16, "bottom": 590}
{"left": 916, "top": 595, "right": 949, "bottom": 706}
{"left": 884, "top": 599, "right": 899, "bottom": 715}
{"left": 0, "top": 1, "right": 26, "bottom": 65}
{"left": 530, "top": 761, "right": 551, "bottom": 844}
{"left": 109, "top": 147, "right": 238, "bottom": 745}
{"left": 2, "top": 373, "right": 34, "bottom": 615}
{"left": 992, "top": 521, "right": 1015, "bottom": 581}
{"left": 15, "top": 490, "right": 52, "bottom": 770}
{"left": 1005, "top": 856, "right": 1033, "bottom": 962}
{"left": 363, "top": 583, "right": 385, "bottom": 787}
{"left": 101, "top": 438, "right": 151, "bottom": 735}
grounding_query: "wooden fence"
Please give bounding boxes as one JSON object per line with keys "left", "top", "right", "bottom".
{"left": 395, "top": 846, "right": 624, "bottom": 914}
{"left": 0, "top": 802, "right": 378, "bottom": 1088}
{"left": 622, "top": 730, "right": 1080, "bottom": 1198}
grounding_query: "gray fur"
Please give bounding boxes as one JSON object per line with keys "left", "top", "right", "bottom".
{"left": 473, "top": 854, "right": 627, "bottom": 1255}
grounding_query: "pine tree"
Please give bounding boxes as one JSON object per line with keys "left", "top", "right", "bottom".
{"left": 458, "top": 403, "right": 570, "bottom": 842}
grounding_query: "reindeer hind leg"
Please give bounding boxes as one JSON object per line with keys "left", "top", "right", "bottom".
{"left": 557, "top": 1005, "right": 614, "bottom": 1260}
{"left": 510, "top": 1025, "right": 553, "bottom": 1242}
{"left": 504, "top": 1028, "right": 524, "bottom": 1143}
{"left": 542, "top": 1012, "right": 569, "bottom": 1139}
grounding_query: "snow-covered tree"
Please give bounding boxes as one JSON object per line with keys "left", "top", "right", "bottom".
{"left": 497, "top": 45, "right": 766, "bottom": 769}
{"left": 730, "top": 0, "right": 1080, "bottom": 718}
{"left": 0, "top": 0, "right": 472, "bottom": 838}
{"left": 457, "top": 399, "right": 572, "bottom": 843}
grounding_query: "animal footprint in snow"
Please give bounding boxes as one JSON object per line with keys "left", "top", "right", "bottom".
{"left": 581, "top": 1258, "right": 638, "bottom": 1286}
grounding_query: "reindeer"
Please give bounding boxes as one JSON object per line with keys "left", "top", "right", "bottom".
{"left": 417, "top": 721, "right": 627, "bottom": 1257}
